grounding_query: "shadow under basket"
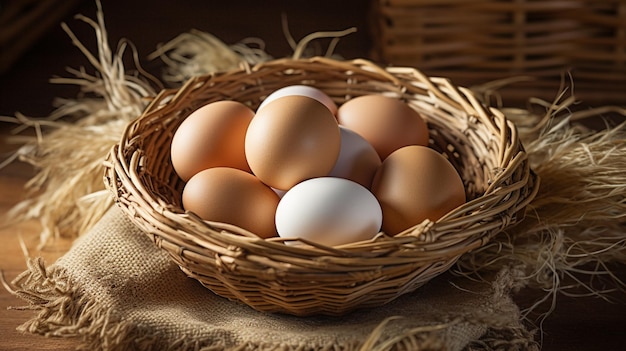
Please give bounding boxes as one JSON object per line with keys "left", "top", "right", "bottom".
{"left": 104, "top": 57, "right": 539, "bottom": 316}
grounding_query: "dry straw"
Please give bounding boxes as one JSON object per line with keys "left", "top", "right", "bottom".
{"left": 0, "top": 2, "right": 157, "bottom": 246}
{"left": 456, "top": 90, "right": 626, "bottom": 324}
{"left": 103, "top": 56, "right": 539, "bottom": 316}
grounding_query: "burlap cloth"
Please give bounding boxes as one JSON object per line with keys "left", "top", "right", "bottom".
{"left": 10, "top": 204, "right": 536, "bottom": 351}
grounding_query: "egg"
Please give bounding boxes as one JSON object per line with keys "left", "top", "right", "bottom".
{"left": 328, "top": 126, "right": 381, "bottom": 189}
{"left": 171, "top": 101, "right": 254, "bottom": 181}
{"left": 371, "top": 145, "right": 466, "bottom": 235}
{"left": 275, "top": 177, "right": 382, "bottom": 246}
{"left": 245, "top": 95, "right": 341, "bottom": 190}
{"left": 182, "top": 167, "right": 280, "bottom": 239}
{"left": 258, "top": 85, "right": 337, "bottom": 115}
{"left": 272, "top": 187, "right": 287, "bottom": 199}
{"left": 337, "top": 94, "right": 429, "bottom": 160}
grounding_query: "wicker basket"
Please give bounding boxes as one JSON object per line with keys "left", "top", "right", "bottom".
{"left": 104, "top": 57, "right": 539, "bottom": 316}
{"left": 370, "top": 0, "right": 626, "bottom": 106}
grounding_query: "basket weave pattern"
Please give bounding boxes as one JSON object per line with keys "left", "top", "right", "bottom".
{"left": 104, "top": 57, "right": 539, "bottom": 316}
{"left": 371, "top": 0, "right": 626, "bottom": 104}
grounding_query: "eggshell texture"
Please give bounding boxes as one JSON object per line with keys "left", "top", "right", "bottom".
{"left": 171, "top": 101, "right": 254, "bottom": 181}
{"left": 258, "top": 85, "right": 337, "bottom": 115}
{"left": 245, "top": 95, "right": 341, "bottom": 190}
{"left": 182, "top": 167, "right": 280, "bottom": 239}
{"left": 275, "top": 177, "right": 382, "bottom": 246}
{"left": 328, "top": 126, "right": 381, "bottom": 189}
{"left": 371, "top": 145, "right": 466, "bottom": 235}
{"left": 337, "top": 94, "right": 429, "bottom": 160}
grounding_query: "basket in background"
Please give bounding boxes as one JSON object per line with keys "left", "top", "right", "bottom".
{"left": 104, "top": 57, "right": 539, "bottom": 316}
{"left": 370, "top": 0, "right": 626, "bottom": 106}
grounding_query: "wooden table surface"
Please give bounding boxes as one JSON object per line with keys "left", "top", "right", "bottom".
{"left": 0, "top": 158, "right": 80, "bottom": 351}
{"left": 1, "top": 1, "right": 625, "bottom": 350}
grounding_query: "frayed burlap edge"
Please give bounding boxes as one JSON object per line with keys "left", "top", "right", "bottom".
{"left": 6, "top": 258, "right": 237, "bottom": 351}
{"left": 357, "top": 266, "right": 539, "bottom": 351}
{"left": 5, "top": 256, "right": 536, "bottom": 351}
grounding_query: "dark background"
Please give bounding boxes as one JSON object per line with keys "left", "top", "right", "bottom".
{"left": 0, "top": 0, "right": 373, "bottom": 121}
{"left": 3, "top": 1, "right": 624, "bottom": 124}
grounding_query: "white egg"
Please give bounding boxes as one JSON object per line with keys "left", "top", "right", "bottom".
{"left": 275, "top": 177, "right": 382, "bottom": 246}
{"left": 272, "top": 187, "right": 287, "bottom": 198}
{"left": 328, "top": 126, "right": 382, "bottom": 189}
{"left": 258, "top": 85, "right": 337, "bottom": 115}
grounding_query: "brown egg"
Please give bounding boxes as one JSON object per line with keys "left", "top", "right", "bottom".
{"left": 245, "top": 95, "right": 341, "bottom": 190}
{"left": 182, "top": 167, "right": 280, "bottom": 238}
{"left": 371, "top": 145, "right": 466, "bottom": 235}
{"left": 337, "top": 94, "right": 429, "bottom": 160}
{"left": 171, "top": 101, "right": 254, "bottom": 181}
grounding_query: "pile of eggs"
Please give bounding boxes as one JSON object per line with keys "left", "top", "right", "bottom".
{"left": 171, "top": 85, "right": 466, "bottom": 247}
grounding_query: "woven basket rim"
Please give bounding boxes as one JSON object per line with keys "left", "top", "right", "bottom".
{"left": 104, "top": 56, "right": 540, "bottom": 315}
